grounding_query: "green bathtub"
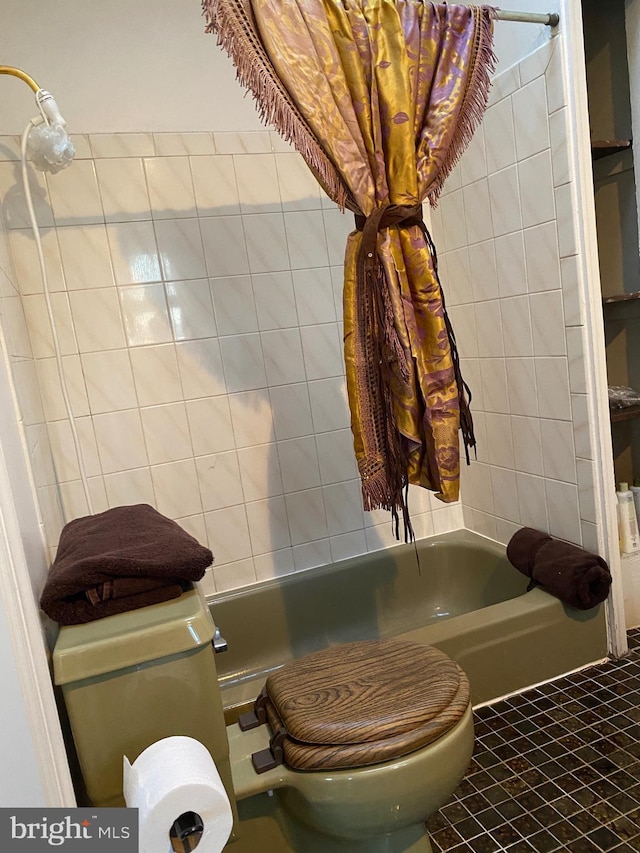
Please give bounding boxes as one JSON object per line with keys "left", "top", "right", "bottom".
{"left": 209, "top": 529, "right": 609, "bottom": 716}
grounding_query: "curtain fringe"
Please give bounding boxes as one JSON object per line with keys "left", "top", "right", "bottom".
{"left": 202, "top": 0, "right": 349, "bottom": 210}
{"left": 428, "top": 5, "right": 498, "bottom": 206}
{"left": 361, "top": 469, "right": 414, "bottom": 544}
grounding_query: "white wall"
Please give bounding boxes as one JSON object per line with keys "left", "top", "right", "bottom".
{"left": 0, "top": 0, "right": 561, "bottom": 136}
{"left": 0, "top": 175, "right": 51, "bottom": 600}
{"left": 0, "top": 593, "right": 46, "bottom": 806}
{"left": 0, "top": 0, "right": 262, "bottom": 135}
{"left": 0, "top": 418, "right": 75, "bottom": 805}
{"left": 0, "top": 187, "right": 49, "bottom": 810}
{"left": 0, "top": 221, "right": 75, "bottom": 806}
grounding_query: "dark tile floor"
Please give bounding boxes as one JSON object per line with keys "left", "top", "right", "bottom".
{"left": 429, "top": 628, "right": 640, "bottom": 852}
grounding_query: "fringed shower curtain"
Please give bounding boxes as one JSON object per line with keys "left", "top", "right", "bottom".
{"left": 203, "top": 0, "right": 497, "bottom": 538}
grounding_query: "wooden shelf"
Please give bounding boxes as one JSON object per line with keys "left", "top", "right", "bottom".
{"left": 611, "top": 404, "right": 640, "bottom": 423}
{"left": 591, "top": 139, "right": 632, "bottom": 160}
{"left": 603, "top": 291, "right": 640, "bottom": 304}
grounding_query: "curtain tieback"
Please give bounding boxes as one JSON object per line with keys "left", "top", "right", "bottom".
{"left": 354, "top": 202, "right": 423, "bottom": 272}
{"left": 354, "top": 201, "right": 476, "bottom": 468}
{"left": 351, "top": 202, "right": 424, "bottom": 542}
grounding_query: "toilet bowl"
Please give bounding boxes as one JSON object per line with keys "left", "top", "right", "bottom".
{"left": 53, "top": 587, "right": 474, "bottom": 853}
{"left": 228, "top": 638, "right": 474, "bottom": 852}
{"left": 230, "top": 707, "right": 473, "bottom": 852}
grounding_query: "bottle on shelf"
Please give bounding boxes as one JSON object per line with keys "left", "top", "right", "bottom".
{"left": 617, "top": 482, "right": 640, "bottom": 554}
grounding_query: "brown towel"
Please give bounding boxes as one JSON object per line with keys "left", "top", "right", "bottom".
{"left": 506, "top": 527, "right": 611, "bottom": 611}
{"left": 40, "top": 504, "right": 213, "bottom": 625}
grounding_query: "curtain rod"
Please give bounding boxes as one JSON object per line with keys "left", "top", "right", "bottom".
{"left": 495, "top": 10, "right": 559, "bottom": 27}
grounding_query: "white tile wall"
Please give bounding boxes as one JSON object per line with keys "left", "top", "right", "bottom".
{"left": 0, "top": 206, "right": 60, "bottom": 569}
{"left": 2, "top": 130, "right": 463, "bottom": 595}
{"left": 436, "top": 35, "right": 593, "bottom": 550}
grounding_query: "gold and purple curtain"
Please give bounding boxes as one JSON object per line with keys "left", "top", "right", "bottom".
{"left": 203, "top": 0, "right": 496, "bottom": 537}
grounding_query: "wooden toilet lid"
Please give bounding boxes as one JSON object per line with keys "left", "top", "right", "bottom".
{"left": 261, "top": 638, "right": 470, "bottom": 771}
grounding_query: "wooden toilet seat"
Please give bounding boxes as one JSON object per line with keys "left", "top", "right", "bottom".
{"left": 241, "top": 638, "right": 471, "bottom": 772}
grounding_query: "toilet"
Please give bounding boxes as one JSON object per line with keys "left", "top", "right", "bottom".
{"left": 53, "top": 586, "right": 474, "bottom": 853}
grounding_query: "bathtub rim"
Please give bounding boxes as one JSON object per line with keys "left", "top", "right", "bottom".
{"left": 207, "top": 527, "right": 510, "bottom": 606}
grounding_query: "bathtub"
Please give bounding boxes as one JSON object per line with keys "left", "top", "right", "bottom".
{"left": 209, "top": 529, "right": 608, "bottom": 718}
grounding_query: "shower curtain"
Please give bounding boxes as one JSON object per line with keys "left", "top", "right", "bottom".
{"left": 203, "top": 0, "right": 496, "bottom": 538}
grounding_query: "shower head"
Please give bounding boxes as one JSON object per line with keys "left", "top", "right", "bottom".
{"left": 0, "top": 66, "right": 75, "bottom": 173}
{"left": 27, "top": 123, "right": 75, "bottom": 174}
{"left": 28, "top": 89, "right": 75, "bottom": 174}
{"left": 27, "top": 110, "right": 75, "bottom": 174}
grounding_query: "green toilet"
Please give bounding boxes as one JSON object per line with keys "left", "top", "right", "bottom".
{"left": 54, "top": 585, "right": 474, "bottom": 852}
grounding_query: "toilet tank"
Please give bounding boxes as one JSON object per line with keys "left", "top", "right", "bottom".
{"left": 53, "top": 585, "right": 237, "bottom": 825}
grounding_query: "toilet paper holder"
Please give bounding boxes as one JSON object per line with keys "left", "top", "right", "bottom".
{"left": 123, "top": 735, "right": 234, "bottom": 853}
{"left": 170, "top": 811, "right": 204, "bottom": 851}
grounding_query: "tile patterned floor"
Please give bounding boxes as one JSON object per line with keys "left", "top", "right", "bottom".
{"left": 428, "top": 628, "right": 640, "bottom": 852}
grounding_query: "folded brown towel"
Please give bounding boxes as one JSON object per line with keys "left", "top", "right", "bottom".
{"left": 506, "top": 527, "right": 611, "bottom": 611}
{"left": 40, "top": 504, "right": 213, "bottom": 625}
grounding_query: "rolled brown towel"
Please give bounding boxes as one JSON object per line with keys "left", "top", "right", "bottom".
{"left": 40, "top": 504, "right": 213, "bottom": 625}
{"left": 506, "top": 527, "right": 611, "bottom": 611}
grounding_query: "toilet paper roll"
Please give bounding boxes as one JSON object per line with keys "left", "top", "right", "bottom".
{"left": 123, "top": 736, "right": 233, "bottom": 853}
